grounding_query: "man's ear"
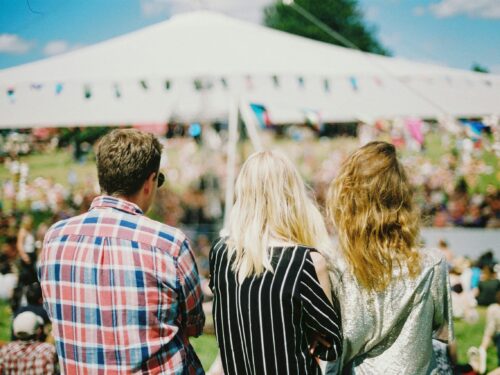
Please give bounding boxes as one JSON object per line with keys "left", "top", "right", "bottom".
{"left": 143, "top": 172, "right": 156, "bottom": 195}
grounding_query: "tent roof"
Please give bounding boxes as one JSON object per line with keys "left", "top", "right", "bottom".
{"left": 0, "top": 11, "right": 491, "bottom": 82}
{"left": 0, "top": 11, "right": 499, "bottom": 127}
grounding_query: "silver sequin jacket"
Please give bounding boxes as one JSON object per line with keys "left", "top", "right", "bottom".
{"left": 326, "top": 248, "right": 454, "bottom": 375}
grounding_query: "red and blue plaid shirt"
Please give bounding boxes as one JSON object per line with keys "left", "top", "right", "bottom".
{"left": 0, "top": 340, "right": 58, "bottom": 375}
{"left": 39, "top": 196, "right": 205, "bottom": 374}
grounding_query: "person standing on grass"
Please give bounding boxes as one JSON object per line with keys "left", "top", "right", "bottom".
{"left": 325, "top": 141, "right": 454, "bottom": 375}
{"left": 210, "top": 151, "right": 342, "bottom": 375}
{"left": 39, "top": 129, "right": 205, "bottom": 374}
{"left": 0, "top": 311, "right": 58, "bottom": 375}
{"left": 17, "top": 215, "right": 37, "bottom": 285}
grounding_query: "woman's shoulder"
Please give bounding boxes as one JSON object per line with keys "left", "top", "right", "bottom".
{"left": 210, "top": 237, "right": 229, "bottom": 256}
{"left": 419, "top": 247, "right": 447, "bottom": 269}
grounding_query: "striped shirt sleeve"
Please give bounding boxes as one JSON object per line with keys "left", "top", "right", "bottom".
{"left": 299, "top": 252, "right": 343, "bottom": 361}
{"left": 177, "top": 239, "right": 205, "bottom": 337}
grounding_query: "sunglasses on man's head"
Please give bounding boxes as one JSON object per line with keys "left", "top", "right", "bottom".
{"left": 157, "top": 172, "right": 165, "bottom": 188}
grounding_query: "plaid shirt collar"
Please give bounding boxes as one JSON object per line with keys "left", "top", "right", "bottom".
{"left": 90, "top": 195, "right": 144, "bottom": 215}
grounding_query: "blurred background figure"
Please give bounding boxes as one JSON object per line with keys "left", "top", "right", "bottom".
{"left": 0, "top": 311, "right": 58, "bottom": 374}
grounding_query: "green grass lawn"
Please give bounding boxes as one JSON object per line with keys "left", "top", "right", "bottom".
{"left": 0, "top": 298, "right": 495, "bottom": 371}
{"left": 0, "top": 150, "right": 96, "bottom": 186}
{"left": 455, "top": 307, "right": 497, "bottom": 371}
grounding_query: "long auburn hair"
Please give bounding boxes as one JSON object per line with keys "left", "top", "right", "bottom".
{"left": 327, "top": 141, "right": 421, "bottom": 292}
{"left": 226, "top": 151, "right": 331, "bottom": 278}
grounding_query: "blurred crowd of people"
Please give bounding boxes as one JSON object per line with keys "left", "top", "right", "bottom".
{"left": 0, "top": 120, "right": 499, "bottom": 373}
{"left": 437, "top": 240, "right": 500, "bottom": 374}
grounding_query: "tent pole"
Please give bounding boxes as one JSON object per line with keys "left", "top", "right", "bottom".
{"left": 239, "top": 98, "right": 264, "bottom": 151}
{"left": 222, "top": 96, "right": 239, "bottom": 232}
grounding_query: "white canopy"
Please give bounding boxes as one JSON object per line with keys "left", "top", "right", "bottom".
{"left": 0, "top": 11, "right": 499, "bottom": 127}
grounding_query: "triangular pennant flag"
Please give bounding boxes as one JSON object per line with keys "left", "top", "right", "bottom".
{"left": 7, "top": 87, "right": 15, "bottom": 102}
{"left": 55, "top": 83, "right": 64, "bottom": 95}
{"left": 250, "top": 103, "right": 272, "bottom": 128}
{"left": 350, "top": 76, "right": 358, "bottom": 91}
{"left": 84, "top": 85, "right": 92, "bottom": 99}
{"left": 114, "top": 84, "right": 122, "bottom": 99}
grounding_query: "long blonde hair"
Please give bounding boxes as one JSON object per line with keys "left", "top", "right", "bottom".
{"left": 227, "top": 150, "right": 330, "bottom": 278}
{"left": 327, "top": 141, "right": 421, "bottom": 292}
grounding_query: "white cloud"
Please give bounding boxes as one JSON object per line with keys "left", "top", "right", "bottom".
{"left": 429, "top": 0, "right": 500, "bottom": 19}
{"left": 43, "top": 40, "right": 85, "bottom": 56}
{"left": 0, "top": 34, "right": 34, "bottom": 54}
{"left": 490, "top": 65, "right": 500, "bottom": 74}
{"left": 140, "top": 0, "right": 272, "bottom": 23}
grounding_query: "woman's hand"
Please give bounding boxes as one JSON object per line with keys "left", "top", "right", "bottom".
{"left": 310, "top": 333, "right": 332, "bottom": 355}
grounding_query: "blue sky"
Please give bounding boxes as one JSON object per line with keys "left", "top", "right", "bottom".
{"left": 0, "top": 0, "right": 499, "bottom": 73}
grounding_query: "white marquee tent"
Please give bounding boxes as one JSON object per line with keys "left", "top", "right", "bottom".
{"left": 0, "top": 11, "right": 499, "bottom": 128}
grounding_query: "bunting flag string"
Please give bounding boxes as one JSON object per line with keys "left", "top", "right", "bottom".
{"left": 2, "top": 74, "right": 498, "bottom": 102}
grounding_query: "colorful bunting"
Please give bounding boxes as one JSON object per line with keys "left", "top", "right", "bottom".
{"left": 250, "top": 103, "right": 272, "bottom": 128}
{"left": 350, "top": 76, "right": 358, "bottom": 91}
{"left": 84, "top": 85, "right": 92, "bottom": 99}
{"left": 7, "top": 87, "right": 15, "bottom": 103}
{"left": 297, "top": 76, "right": 305, "bottom": 89}
{"left": 55, "top": 83, "right": 64, "bottom": 95}
{"left": 323, "top": 78, "right": 330, "bottom": 93}
{"left": 303, "top": 108, "right": 321, "bottom": 131}
{"left": 272, "top": 75, "right": 280, "bottom": 88}
{"left": 114, "top": 84, "right": 122, "bottom": 99}
{"left": 194, "top": 79, "right": 203, "bottom": 91}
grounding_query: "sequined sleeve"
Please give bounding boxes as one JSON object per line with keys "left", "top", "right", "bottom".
{"left": 432, "top": 258, "right": 454, "bottom": 343}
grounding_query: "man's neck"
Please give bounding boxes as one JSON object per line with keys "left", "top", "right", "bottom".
{"left": 113, "top": 194, "right": 147, "bottom": 213}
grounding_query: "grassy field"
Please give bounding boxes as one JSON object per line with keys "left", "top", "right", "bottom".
{"left": 0, "top": 298, "right": 495, "bottom": 371}
{"left": 455, "top": 308, "right": 497, "bottom": 371}
{"left": 0, "top": 150, "right": 96, "bottom": 186}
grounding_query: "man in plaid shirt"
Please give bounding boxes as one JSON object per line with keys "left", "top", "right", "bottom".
{"left": 39, "top": 129, "right": 205, "bottom": 374}
{"left": 0, "top": 311, "right": 58, "bottom": 374}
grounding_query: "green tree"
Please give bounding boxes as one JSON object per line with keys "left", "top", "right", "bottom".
{"left": 471, "top": 63, "right": 489, "bottom": 73}
{"left": 263, "top": 0, "right": 390, "bottom": 56}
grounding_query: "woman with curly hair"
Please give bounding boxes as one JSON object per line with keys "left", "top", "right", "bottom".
{"left": 325, "top": 141, "right": 453, "bottom": 374}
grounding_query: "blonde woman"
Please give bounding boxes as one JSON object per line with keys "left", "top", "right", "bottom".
{"left": 325, "top": 141, "right": 453, "bottom": 374}
{"left": 209, "top": 151, "right": 342, "bottom": 375}
{"left": 17, "top": 215, "right": 35, "bottom": 265}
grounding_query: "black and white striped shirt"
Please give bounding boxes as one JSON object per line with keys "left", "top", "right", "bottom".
{"left": 209, "top": 241, "right": 342, "bottom": 375}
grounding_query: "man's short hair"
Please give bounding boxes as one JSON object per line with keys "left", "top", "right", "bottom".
{"left": 96, "top": 129, "right": 163, "bottom": 196}
{"left": 26, "top": 282, "right": 43, "bottom": 305}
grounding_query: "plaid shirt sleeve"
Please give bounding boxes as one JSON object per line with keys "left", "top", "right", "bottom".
{"left": 176, "top": 239, "right": 205, "bottom": 337}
